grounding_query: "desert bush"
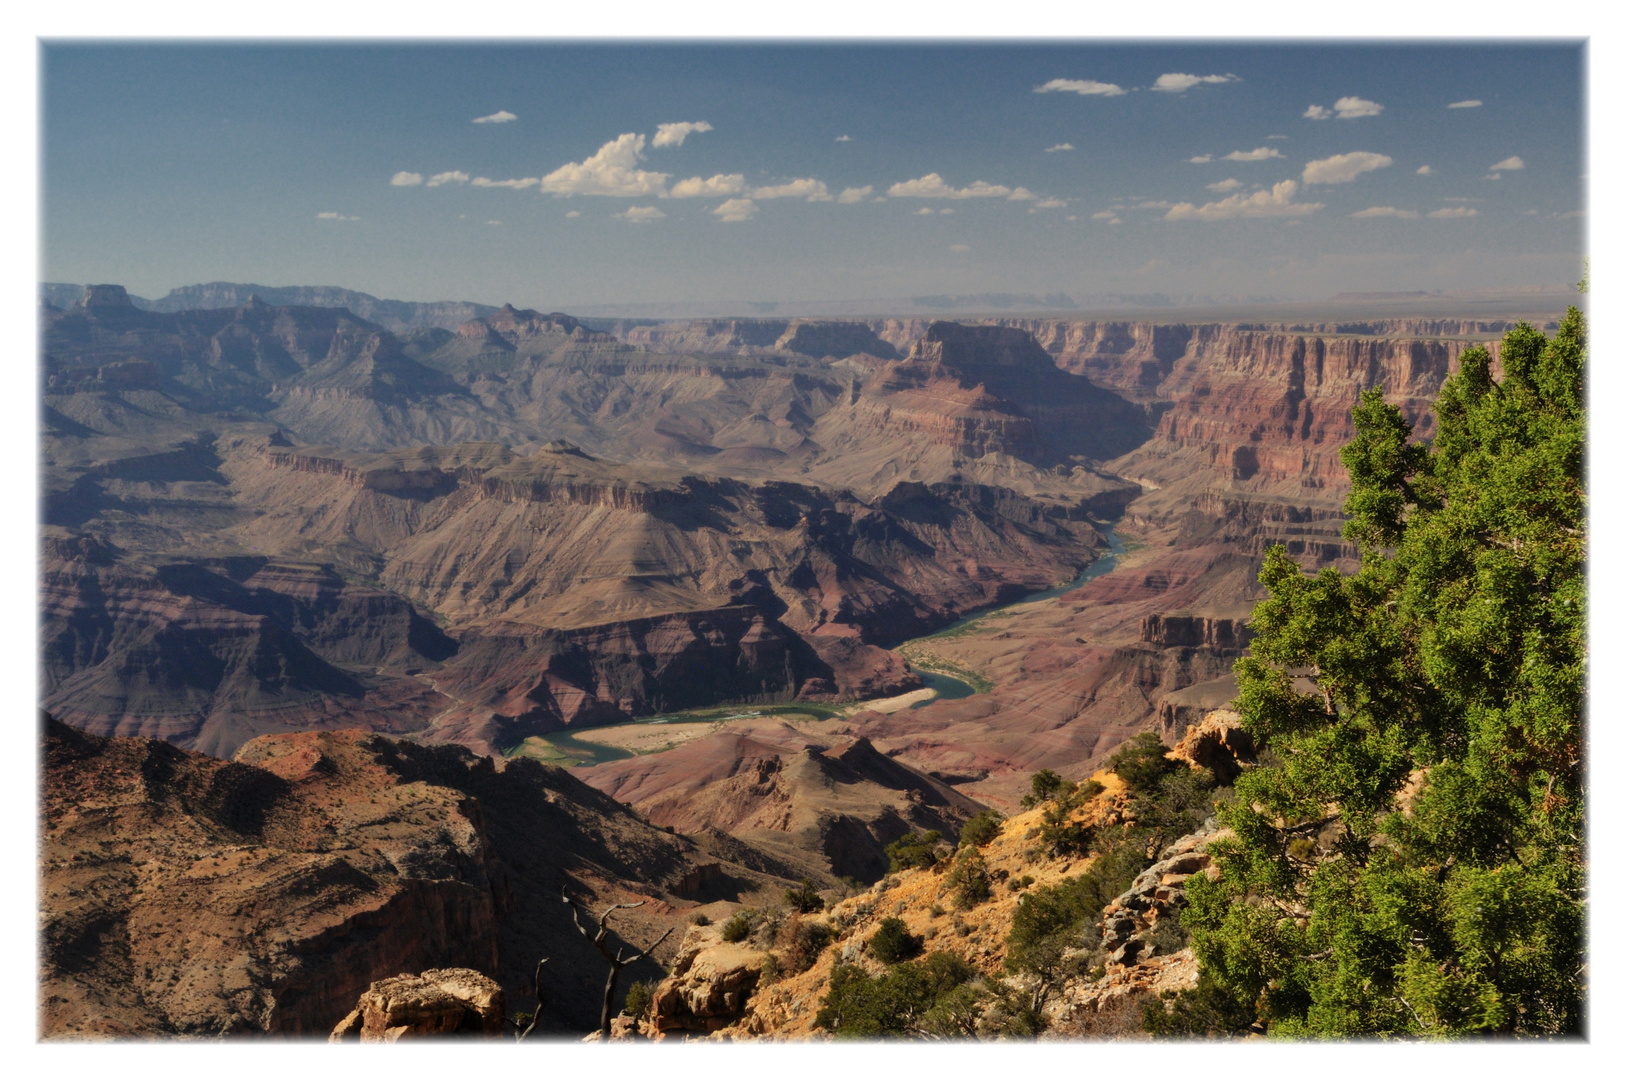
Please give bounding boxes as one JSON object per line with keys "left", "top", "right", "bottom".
{"left": 885, "top": 830, "right": 943, "bottom": 872}
{"left": 812, "top": 951, "right": 977, "bottom": 1037}
{"left": 785, "top": 877, "right": 825, "bottom": 913}
{"left": 957, "top": 809, "right": 1003, "bottom": 849}
{"left": 868, "top": 916, "right": 923, "bottom": 964}
{"left": 944, "top": 848, "right": 992, "bottom": 909}
{"left": 778, "top": 913, "right": 833, "bottom": 974}
{"left": 720, "top": 910, "right": 752, "bottom": 943}
{"left": 621, "top": 979, "right": 656, "bottom": 1018}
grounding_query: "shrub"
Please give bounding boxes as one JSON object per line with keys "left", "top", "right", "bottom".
{"left": 785, "top": 877, "right": 825, "bottom": 913}
{"left": 944, "top": 848, "right": 992, "bottom": 910}
{"left": 778, "top": 914, "right": 833, "bottom": 974}
{"left": 720, "top": 911, "right": 752, "bottom": 943}
{"left": 758, "top": 952, "right": 781, "bottom": 984}
{"left": 869, "top": 916, "right": 924, "bottom": 964}
{"left": 957, "top": 809, "right": 1003, "bottom": 849}
{"left": 1106, "top": 732, "right": 1180, "bottom": 794}
{"left": 1021, "top": 769, "right": 1066, "bottom": 809}
{"left": 621, "top": 979, "right": 656, "bottom": 1018}
{"left": 692, "top": 912, "right": 711, "bottom": 926}
{"left": 885, "top": 830, "right": 943, "bottom": 872}
{"left": 812, "top": 951, "right": 977, "bottom": 1037}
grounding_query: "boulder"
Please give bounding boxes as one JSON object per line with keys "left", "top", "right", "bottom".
{"left": 329, "top": 968, "right": 506, "bottom": 1042}
{"left": 1169, "top": 710, "right": 1256, "bottom": 785}
{"left": 645, "top": 925, "right": 770, "bottom": 1036}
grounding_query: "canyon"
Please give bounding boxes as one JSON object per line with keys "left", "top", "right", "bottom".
{"left": 39, "top": 280, "right": 1567, "bottom": 1037}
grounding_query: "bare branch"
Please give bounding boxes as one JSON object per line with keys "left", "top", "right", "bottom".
{"left": 621, "top": 925, "right": 675, "bottom": 965}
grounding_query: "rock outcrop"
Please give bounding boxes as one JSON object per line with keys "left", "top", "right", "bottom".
{"left": 646, "top": 925, "right": 771, "bottom": 1036}
{"left": 329, "top": 968, "right": 506, "bottom": 1041}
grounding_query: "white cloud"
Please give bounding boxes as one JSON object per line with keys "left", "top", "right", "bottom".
{"left": 1188, "top": 154, "right": 1213, "bottom": 164}
{"left": 1447, "top": 100, "right": 1483, "bottom": 109}
{"left": 1152, "top": 73, "right": 1236, "bottom": 92}
{"left": 1007, "top": 187, "right": 1038, "bottom": 201}
{"left": 619, "top": 206, "right": 666, "bottom": 223}
{"left": 390, "top": 171, "right": 424, "bottom": 187}
{"left": 1045, "top": 143, "right": 1075, "bottom": 153}
{"left": 1428, "top": 207, "right": 1477, "bottom": 218}
{"left": 713, "top": 198, "right": 757, "bottom": 223}
{"left": 1206, "top": 178, "right": 1243, "bottom": 192}
{"left": 1559, "top": 209, "right": 1585, "bottom": 219}
{"left": 1134, "top": 200, "right": 1173, "bottom": 209}
{"left": 426, "top": 171, "right": 471, "bottom": 187}
{"left": 950, "top": 244, "right": 970, "bottom": 252}
{"left": 939, "top": 208, "right": 955, "bottom": 215}
{"left": 1523, "top": 209, "right": 1541, "bottom": 215}
{"left": 472, "top": 110, "right": 517, "bottom": 124}
{"left": 316, "top": 211, "right": 358, "bottom": 220}
{"left": 1302, "top": 151, "right": 1393, "bottom": 184}
{"left": 1224, "top": 147, "right": 1283, "bottom": 162}
{"left": 542, "top": 134, "right": 668, "bottom": 197}
{"left": 887, "top": 173, "right": 1021, "bottom": 199}
{"left": 751, "top": 178, "right": 832, "bottom": 201}
{"left": 471, "top": 176, "right": 540, "bottom": 189}
{"left": 652, "top": 121, "right": 712, "bottom": 148}
{"left": 668, "top": 174, "right": 745, "bottom": 198}
{"left": 835, "top": 134, "right": 852, "bottom": 142}
{"left": 1091, "top": 210, "right": 1117, "bottom": 219}
{"left": 916, "top": 208, "right": 935, "bottom": 215}
{"left": 1034, "top": 197, "right": 1068, "bottom": 209}
{"left": 1266, "top": 134, "right": 1289, "bottom": 140}
{"left": 838, "top": 186, "right": 874, "bottom": 203}
{"left": 1165, "top": 179, "right": 1323, "bottom": 221}
{"left": 1304, "top": 105, "right": 1332, "bottom": 120}
{"left": 484, "top": 220, "right": 502, "bottom": 225}
{"left": 565, "top": 210, "right": 581, "bottom": 218}
{"left": 1334, "top": 96, "right": 1384, "bottom": 119}
{"left": 1035, "top": 78, "right": 1127, "bottom": 97}
{"left": 1351, "top": 206, "right": 1419, "bottom": 219}
{"left": 1490, "top": 156, "right": 1525, "bottom": 172}
{"left": 1416, "top": 165, "right": 1434, "bottom": 176}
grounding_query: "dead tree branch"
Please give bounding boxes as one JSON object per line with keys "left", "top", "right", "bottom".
{"left": 563, "top": 891, "right": 676, "bottom": 1038}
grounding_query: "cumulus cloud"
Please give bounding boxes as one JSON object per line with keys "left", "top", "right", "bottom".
{"left": 619, "top": 206, "right": 666, "bottom": 223}
{"left": 1224, "top": 147, "right": 1283, "bottom": 162}
{"left": 543, "top": 134, "right": 668, "bottom": 197}
{"left": 652, "top": 121, "right": 713, "bottom": 148}
{"left": 1206, "top": 178, "right": 1243, "bottom": 192}
{"left": 1304, "top": 105, "right": 1332, "bottom": 120}
{"left": 713, "top": 198, "right": 757, "bottom": 223}
{"left": 1007, "top": 187, "right": 1038, "bottom": 201}
{"left": 1266, "top": 134, "right": 1289, "bottom": 140}
{"left": 1152, "top": 73, "right": 1236, "bottom": 92}
{"left": 751, "top": 178, "right": 832, "bottom": 201}
{"left": 668, "top": 174, "right": 745, "bottom": 198}
{"left": 1302, "top": 151, "right": 1393, "bottom": 184}
{"left": 472, "top": 110, "right": 517, "bottom": 124}
{"left": 1091, "top": 210, "right": 1118, "bottom": 220}
{"left": 1165, "top": 179, "right": 1323, "bottom": 220}
{"left": 835, "top": 134, "right": 852, "bottom": 142}
{"left": 1447, "top": 100, "right": 1483, "bottom": 109}
{"left": 1428, "top": 206, "right": 1477, "bottom": 218}
{"left": 316, "top": 211, "right": 358, "bottom": 220}
{"left": 916, "top": 207, "right": 935, "bottom": 215}
{"left": 1351, "top": 206, "right": 1420, "bottom": 219}
{"left": 565, "top": 210, "right": 581, "bottom": 218}
{"left": 838, "top": 186, "right": 875, "bottom": 203}
{"left": 1417, "top": 165, "right": 1434, "bottom": 176}
{"left": 1490, "top": 156, "right": 1525, "bottom": 172}
{"left": 1334, "top": 96, "right": 1384, "bottom": 119}
{"left": 427, "top": 171, "right": 471, "bottom": 187}
{"left": 471, "top": 176, "right": 540, "bottom": 189}
{"left": 1045, "top": 143, "right": 1075, "bottom": 153}
{"left": 391, "top": 171, "right": 424, "bottom": 186}
{"left": 1035, "top": 78, "right": 1127, "bottom": 96}
{"left": 1188, "top": 154, "right": 1214, "bottom": 164}
{"left": 1034, "top": 197, "right": 1068, "bottom": 209}
{"left": 887, "top": 173, "right": 1021, "bottom": 199}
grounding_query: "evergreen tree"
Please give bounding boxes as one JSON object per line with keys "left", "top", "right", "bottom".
{"left": 1149, "top": 311, "right": 1586, "bottom": 1038}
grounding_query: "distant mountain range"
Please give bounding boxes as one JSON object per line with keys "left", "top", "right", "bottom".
{"left": 41, "top": 281, "right": 501, "bottom": 332}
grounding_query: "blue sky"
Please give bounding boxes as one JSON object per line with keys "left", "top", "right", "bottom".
{"left": 41, "top": 41, "right": 1585, "bottom": 308}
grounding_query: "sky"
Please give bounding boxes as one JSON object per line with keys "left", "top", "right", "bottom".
{"left": 41, "top": 41, "right": 1586, "bottom": 310}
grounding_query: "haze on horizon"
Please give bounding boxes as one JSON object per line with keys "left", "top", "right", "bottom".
{"left": 42, "top": 41, "right": 1586, "bottom": 311}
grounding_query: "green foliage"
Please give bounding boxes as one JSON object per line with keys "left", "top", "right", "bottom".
{"left": 869, "top": 916, "right": 924, "bottom": 964}
{"left": 1035, "top": 780, "right": 1103, "bottom": 857}
{"left": 944, "top": 847, "right": 993, "bottom": 909}
{"left": 785, "top": 877, "right": 825, "bottom": 913}
{"left": 1165, "top": 313, "right": 1587, "bottom": 1039}
{"left": 1005, "top": 837, "right": 1151, "bottom": 979}
{"left": 621, "top": 979, "right": 656, "bottom": 1018}
{"left": 812, "top": 951, "right": 978, "bottom": 1037}
{"left": 692, "top": 912, "right": 711, "bottom": 926}
{"left": 1020, "top": 769, "right": 1066, "bottom": 809}
{"left": 958, "top": 809, "right": 1004, "bottom": 849}
{"left": 1106, "top": 732, "right": 1181, "bottom": 795}
{"left": 886, "top": 829, "right": 944, "bottom": 872}
{"left": 720, "top": 911, "right": 753, "bottom": 943}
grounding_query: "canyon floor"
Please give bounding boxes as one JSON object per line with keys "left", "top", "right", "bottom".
{"left": 38, "top": 283, "right": 1572, "bottom": 1037}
